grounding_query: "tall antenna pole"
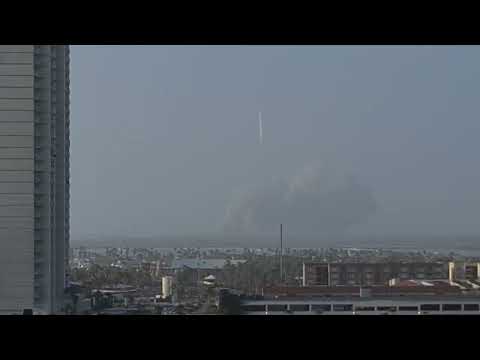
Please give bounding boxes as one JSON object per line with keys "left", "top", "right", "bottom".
{"left": 280, "top": 224, "right": 283, "bottom": 283}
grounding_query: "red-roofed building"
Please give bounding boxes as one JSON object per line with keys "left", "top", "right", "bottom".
{"left": 263, "top": 282, "right": 463, "bottom": 299}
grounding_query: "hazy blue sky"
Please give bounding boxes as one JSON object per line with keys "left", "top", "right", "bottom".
{"left": 71, "top": 45, "right": 480, "bottom": 240}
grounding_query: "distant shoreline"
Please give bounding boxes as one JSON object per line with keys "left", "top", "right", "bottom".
{"left": 71, "top": 235, "right": 480, "bottom": 251}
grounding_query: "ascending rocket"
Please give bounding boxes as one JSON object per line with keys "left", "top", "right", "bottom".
{"left": 259, "top": 111, "right": 263, "bottom": 145}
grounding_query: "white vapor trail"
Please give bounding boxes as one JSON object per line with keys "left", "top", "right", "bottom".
{"left": 259, "top": 111, "right": 263, "bottom": 145}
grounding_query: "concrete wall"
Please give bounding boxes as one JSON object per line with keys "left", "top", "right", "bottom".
{"left": 0, "top": 88, "right": 33, "bottom": 98}
{"left": 0, "top": 46, "right": 35, "bottom": 313}
{"left": 0, "top": 172, "right": 33, "bottom": 182}
{"left": 0, "top": 136, "right": 33, "bottom": 147}
{"left": 0, "top": 65, "right": 34, "bottom": 76}
{"left": 0, "top": 77, "right": 33, "bottom": 87}
{"left": 0, "top": 229, "right": 34, "bottom": 313}
{"left": 0, "top": 194, "right": 33, "bottom": 205}
{"left": 0, "top": 53, "right": 33, "bottom": 64}
{"left": 0, "top": 111, "right": 33, "bottom": 122}
{"left": 0, "top": 148, "right": 33, "bottom": 158}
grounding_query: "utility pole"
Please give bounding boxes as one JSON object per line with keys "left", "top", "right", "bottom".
{"left": 280, "top": 224, "right": 283, "bottom": 284}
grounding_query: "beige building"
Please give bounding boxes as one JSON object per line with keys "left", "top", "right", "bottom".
{"left": 303, "top": 262, "right": 449, "bottom": 287}
{"left": 0, "top": 45, "right": 70, "bottom": 314}
{"left": 448, "top": 261, "right": 480, "bottom": 282}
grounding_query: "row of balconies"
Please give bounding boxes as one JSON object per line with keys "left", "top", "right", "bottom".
{"left": 34, "top": 56, "right": 50, "bottom": 65}
{"left": 34, "top": 46, "right": 52, "bottom": 55}
{"left": 33, "top": 206, "right": 55, "bottom": 217}
{"left": 33, "top": 165, "right": 54, "bottom": 172}
{"left": 329, "top": 272, "right": 446, "bottom": 283}
{"left": 330, "top": 268, "right": 445, "bottom": 275}
{"left": 34, "top": 132, "right": 56, "bottom": 140}
{"left": 34, "top": 104, "right": 56, "bottom": 113}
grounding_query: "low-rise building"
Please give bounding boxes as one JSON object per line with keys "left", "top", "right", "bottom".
{"left": 235, "top": 279, "right": 480, "bottom": 315}
{"left": 303, "top": 261, "right": 449, "bottom": 286}
{"left": 263, "top": 281, "right": 463, "bottom": 298}
{"left": 240, "top": 297, "right": 480, "bottom": 315}
{"left": 170, "top": 258, "right": 246, "bottom": 270}
{"left": 448, "top": 261, "right": 480, "bottom": 281}
{"left": 170, "top": 258, "right": 246, "bottom": 285}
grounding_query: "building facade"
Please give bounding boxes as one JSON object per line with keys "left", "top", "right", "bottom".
{"left": 303, "top": 262, "right": 449, "bottom": 287}
{"left": 263, "top": 283, "right": 463, "bottom": 298}
{"left": 448, "top": 261, "right": 480, "bottom": 282}
{"left": 240, "top": 297, "right": 480, "bottom": 315}
{"left": 0, "top": 45, "right": 70, "bottom": 314}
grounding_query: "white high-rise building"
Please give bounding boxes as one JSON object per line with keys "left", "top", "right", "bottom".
{"left": 0, "top": 45, "right": 70, "bottom": 314}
